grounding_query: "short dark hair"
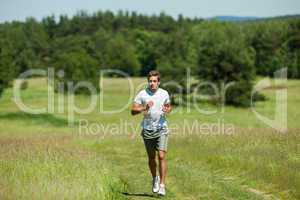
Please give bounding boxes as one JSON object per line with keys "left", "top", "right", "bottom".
{"left": 147, "top": 70, "right": 160, "bottom": 82}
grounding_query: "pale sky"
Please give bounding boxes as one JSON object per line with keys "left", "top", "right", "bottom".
{"left": 0, "top": 0, "right": 299, "bottom": 23}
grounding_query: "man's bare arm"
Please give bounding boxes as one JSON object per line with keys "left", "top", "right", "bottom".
{"left": 131, "top": 103, "right": 146, "bottom": 116}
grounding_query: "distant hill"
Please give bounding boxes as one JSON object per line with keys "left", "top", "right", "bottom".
{"left": 208, "top": 16, "right": 260, "bottom": 22}
{"left": 265, "top": 14, "right": 300, "bottom": 20}
{"left": 207, "top": 14, "right": 300, "bottom": 22}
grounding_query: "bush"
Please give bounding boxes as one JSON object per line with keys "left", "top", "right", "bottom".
{"left": 195, "top": 22, "right": 256, "bottom": 107}
{"left": 20, "top": 80, "right": 28, "bottom": 90}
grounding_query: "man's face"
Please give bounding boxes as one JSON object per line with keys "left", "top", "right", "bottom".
{"left": 148, "top": 76, "right": 160, "bottom": 91}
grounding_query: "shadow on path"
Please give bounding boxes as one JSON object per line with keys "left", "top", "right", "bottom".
{"left": 121, "top": 192, "right": 159, "bottom": 198}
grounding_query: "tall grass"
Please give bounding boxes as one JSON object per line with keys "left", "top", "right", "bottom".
{"left": 0, "top": 139, "right": 126, "bottom": 200}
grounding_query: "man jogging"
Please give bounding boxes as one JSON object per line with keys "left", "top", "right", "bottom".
{"left": 131, "top": 70, "right": 172, "bottom": 196}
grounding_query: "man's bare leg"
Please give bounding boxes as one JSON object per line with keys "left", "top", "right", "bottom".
{"left": 158, "top": 150, "right": 167, "bottom": 184}
{"left": 147, "top": 150, "right": 157, "bottom": 178}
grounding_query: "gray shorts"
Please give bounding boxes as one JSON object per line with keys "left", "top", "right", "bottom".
{"left": 142, "top": 129, "right": 169, "bottom": 154}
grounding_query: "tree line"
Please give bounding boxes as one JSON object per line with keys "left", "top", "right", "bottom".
{"left": 0, "top": 10, "right": 299, "bottom": 106}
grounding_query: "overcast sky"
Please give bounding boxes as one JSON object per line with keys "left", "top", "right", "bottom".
{"left": 0, "top": 0, "right": 300, "bottom": 23}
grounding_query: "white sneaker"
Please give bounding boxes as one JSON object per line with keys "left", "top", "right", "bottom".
{"left": 152, "top": 176, "right": 160, "bottom": 193}
{"left": 158, "top": 184, "right": 166, "bottom": 196}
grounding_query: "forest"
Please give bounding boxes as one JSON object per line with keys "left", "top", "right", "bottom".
{"left": 0, "top": 10, "right": 299, "bottom": 106}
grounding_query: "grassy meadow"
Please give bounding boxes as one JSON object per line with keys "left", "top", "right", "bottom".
{"left": 0, "top": 77, "right": 299, "bottom": 199}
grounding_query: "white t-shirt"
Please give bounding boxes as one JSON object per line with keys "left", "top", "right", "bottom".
{"left": 134, "top": 87, "right": 170, "bottom": 131}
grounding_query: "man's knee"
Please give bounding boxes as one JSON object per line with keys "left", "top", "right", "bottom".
{"left": 158, "top": 151, "right": 166, "bottom": 160}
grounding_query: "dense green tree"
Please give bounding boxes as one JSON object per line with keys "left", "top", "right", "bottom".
{"left": 0, "top": 42, "right": 16, "bottom": 97}
{"left": 130, "top": 29, "right": 162, "bottom": 76}
{"left": 248, "top": 21, "right": 289, "bottom": 77}
{"left": 194, "top": 22, "right": 256, "bottom": 107}
{"left": 104, "top": 35, "right": 140, "bottom": 76}
{"left": 286, "top": 19, "right": 300, "bottom": 78}
{"left": 41, "top": 15, "right": 57, "bottom": 39}
{"left": 158, "top": 28, "right": 197, "bottom": 96}
{"left": 53, "top": 50, "right": 100, "bottom": 95}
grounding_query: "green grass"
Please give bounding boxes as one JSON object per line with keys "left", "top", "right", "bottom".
{"left": 0, "top": 138, "right": 124, "bottom": 199}
{"left": 0, "top": 77, "right": 299, "bottom": 199}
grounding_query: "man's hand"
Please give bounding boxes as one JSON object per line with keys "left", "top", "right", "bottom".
{"left": 162, "top": 103, "right": 172, "bottom": 114}
{"left": 145, "top": 101, "right": 154, "bottom": 111}
{"left": 131, "top": 101, "right": 154, "bottom": 116}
